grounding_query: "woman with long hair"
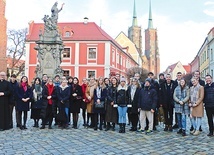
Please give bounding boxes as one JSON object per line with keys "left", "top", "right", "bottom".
{"left": 31, "top": 77, "right": 43, "bottom": 128}
{"left": 16, "top": 76, "right": 32, "bottom": 130}
{"left": 70, "top": 77, "right": 83, "bottom": 129}
{"left": 93, "top": 77, "right": 107, "bottom": 130}
{"left": 189, "top": 77, "right": 204, "bottom": 136}
{"left": 40, "top": 78, "right": 57, "bottom": 129}
{"left": 127, "top": 77, "right": 141, "bottom": 131}
{"left": 105, "top": 77, "right": 118, "bottom": 131}
{"left": 173, "top": 79, "right": 190, "bottom": 136}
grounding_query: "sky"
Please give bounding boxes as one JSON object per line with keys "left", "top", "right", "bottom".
{"left": 5, "top": 0, "right": 214, "bottom": 72}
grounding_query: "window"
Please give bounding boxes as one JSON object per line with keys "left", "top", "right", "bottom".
{"left": 207, "top": 50, "right": 209, "bottom": 59}
{"left": 116, "top": 53, "right": 119, "bottom": 64}
{"left": 65, "top": 31, "right": 70, "bottom": 37}
{"left": 87, "top": 70, "right": 96, "bottom": 78}
{"left": 211, "top": 49, "right": 213, "bottom": 61}
{"left": 63, "top": 70, "right": 70, "bottom": 77}
{"left": 211, "top": 69, "right": 213, "bottom": 78}
{"left": 62, "top": 48, "right": 71, "bottom": 58}
{"left": 120, "top": 55, "right": 122, "bottom": 65}
{"left": 88, "top": 48, "right": 97, "bottom": 59}
{"left": 112, "top": 50, "right": 115, "bottom": 62}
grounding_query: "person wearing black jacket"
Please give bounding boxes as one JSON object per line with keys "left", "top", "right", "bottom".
{"left": 204, "top": 75, "right": 214, "bottom": 136}
{"left": 159, "top": 74, "right": 175, "bottom": 131}
{"left": 138, "top": 78, "right": 157, "bottom": 134}
{"left": 127, "top": 78, "right": 141, "bottom": 131}
{"left": 9, "top": 74, "right": 19, "bottom": 128}
{"left": 40, "top": 78, "right": 57, "bottom": 129}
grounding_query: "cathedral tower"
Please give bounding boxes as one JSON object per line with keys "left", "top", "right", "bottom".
{"left": 128, "top": 0, "right": 142, "bottom": 55}
{"left": 144, "top": 0, "right": 160, "bottom": 76}
{"left": 0, "top": 0, "right": 7, "bottom": 73}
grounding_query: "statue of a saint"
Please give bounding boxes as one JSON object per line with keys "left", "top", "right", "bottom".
{"left": 51, "top": 2, "right": 64, "bottom": 23}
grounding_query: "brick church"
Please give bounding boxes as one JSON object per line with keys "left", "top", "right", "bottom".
{"left": 116, "top": 0, "right": 160, "bottom": 76}
{"left": 0, "top": 0, "right": 7, "bottom": 73}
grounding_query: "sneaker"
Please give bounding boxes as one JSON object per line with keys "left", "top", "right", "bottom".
{"left": 146, "top": 130, "right": 153, "bottom": 134}
{"left": 177, "top": 129, "right": 182, "bottom": 134}
{"left": 137, "top": 129, "right": 145, "bottom": 133}
{"left": 182, "top": 130, "right": 186, "bottom": 136}
{"left": 190, "top": 130, "right": 195, "bottom": 135}
{"left": 193, "top": 130, "right": 200, "bottom": 136}
{"left": 190, "top": 125, "right": 194, "bottom": 131}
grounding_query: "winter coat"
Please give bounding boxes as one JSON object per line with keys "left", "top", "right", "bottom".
{"left": 117, "top": 85, "right": 129, "bottom": 107}
{"left": 138, "top": 86, "right": 157, "bottom": 111}
{"left": 40, "top": 85, "right": 57, "bottom": 118}
{"left": 93, "top": 87, "right": 107, "bottom": 114}
{"left": 16, "top": 85, "right": 33, "bottom": 111}
{"left": 190, "top": 85, "right": 204, "bottom": 117}
{"left": 70, "top": 84, "right": 83, "bottom": 113}
{"left": 127, "top": 86, "right": 141, "bottom": 114}
{"left": 57, "top": 86, "right": 70, "bottom": 108}
{"left": 105, "top": 85, "right": 118, "bottom": 123}
{"left": 203, "top": 83, "right": 214, "bottom": 108}
{"left": 9, "top": 80, "right": 18, "bottom": 105}
{"left": 173, "top": 85, "right": 190, "bottom": 115}
{"left": 85, "top": 82, "right": 96, "bottom": 113}
{"left": 159, "top": 80, "right": 176, "bottom": 108}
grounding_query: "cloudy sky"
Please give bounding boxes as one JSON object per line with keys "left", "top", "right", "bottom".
{"left": 5, "top": 0, "right": 214, "bottom": 72}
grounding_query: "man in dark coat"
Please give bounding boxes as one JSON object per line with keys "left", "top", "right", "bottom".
{"left": 0, "top": 72, "right": 11, "bottom": 131}
{"left": 159, "top": 73, "right": 175, "bottom": 131}
{"left": 204, "top": 75, "right": 214, "bottom": 136}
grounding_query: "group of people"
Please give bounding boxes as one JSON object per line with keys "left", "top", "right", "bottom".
{"left": 0, "top": 70, "right": 213, "bottom": 137}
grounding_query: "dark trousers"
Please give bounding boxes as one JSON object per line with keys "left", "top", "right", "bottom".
{"left": 205, "top": 107, "right": 214, "bottom": 134}
{"left": 94, "top": 113, "right": 104, "bottom": 128}
{"left": 130, "top": 113, "right": 138, "bottom": 129}
{"left": 42, "top": 105, "right": 53, "bottom": 127}
{"left": 17, "top": 111, "right": 28, "bottom": 126}
{"left": 163, "top": 106, "right": 173, "bottom": 126}
{"left": 9, "top": 104, "right": 15, "bottom": 127}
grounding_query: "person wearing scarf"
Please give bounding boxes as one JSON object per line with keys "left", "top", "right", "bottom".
{"left": 40, "top": 78, "right": 57, "bottom": 129}
{"left": 93, "top": 77, "right": 107, "bottom": 131}
{"left": 57, "top": 80, "right": 70, "bottom": 128}
{"left": 173, "top": 79, "right": 190, "bottom": 136}
{"left": 31, "top": 78, "right": 43, "bottom": 128}
{"left": 127, "top": 78, "right": 141, "bottom": 131}
{"left": 189, "top": 77, "right": 204, "bottom": 136}
{"left": 16, "top": 76, "right": 32, "bottom": 130}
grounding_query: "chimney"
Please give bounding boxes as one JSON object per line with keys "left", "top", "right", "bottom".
{"left": 84, "top": 17, "right": 89, "bottom": 24}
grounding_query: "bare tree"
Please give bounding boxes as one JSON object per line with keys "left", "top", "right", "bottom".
{"left": 7, "top": 28, "right": 27, "bottom": 77}
{"left": 126, "top": 66, "right": 149, "bottom": 82}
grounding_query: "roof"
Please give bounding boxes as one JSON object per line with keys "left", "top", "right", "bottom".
{"left": 26, "top": 21, "right": 138, "bottom": 65}
{"left": 166, "top": 62, "right": 178, "bottom": 73}
{"left": 183, "top": 65, "right": 191, "bottom": 74}
{"left": 7, "top": 57, "right": 25, "bottom": 68}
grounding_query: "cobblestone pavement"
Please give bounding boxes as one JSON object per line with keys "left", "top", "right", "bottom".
{"left": 0, "top": 110, "right": 213, "bottom": 155}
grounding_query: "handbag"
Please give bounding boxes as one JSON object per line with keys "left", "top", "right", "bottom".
{"left": 94, "top": 101, "right": 105, "bottom": 108}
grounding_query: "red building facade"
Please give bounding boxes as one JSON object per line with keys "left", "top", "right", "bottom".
{"left": 25, "top": 22, "right": 138, "bottom": 82}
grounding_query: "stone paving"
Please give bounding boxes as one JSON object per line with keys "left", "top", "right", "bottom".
{"left": 0, "top": 110, "right": 213, "bottom": 155}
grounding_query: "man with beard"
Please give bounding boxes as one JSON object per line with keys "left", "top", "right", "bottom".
{"left": 0, "top": 72, "right": 11, "bottom": 131}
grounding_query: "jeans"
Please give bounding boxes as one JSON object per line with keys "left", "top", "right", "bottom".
{"left": 117, "top": 106, "right": 127, "bottom": 123}
{"left": 176, "top": 113, "right": 187, "bottom": 130}
{"left": 191, "top": 117, "right": 202, "bottom": 131}
{"left": 65, "top": 107, "right": 69, "bottom": 124}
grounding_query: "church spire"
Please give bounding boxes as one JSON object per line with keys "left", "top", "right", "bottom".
{"left": 132, "top": 0, "right": 138, "bottom": 26}
{"left": 148, "top": 0, "right": 153, "bottom": 29}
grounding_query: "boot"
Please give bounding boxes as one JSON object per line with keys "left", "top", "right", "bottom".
{"left": 177, "top": 128, "right": 182, "bottom": 134}
{"left": 112, "top": 123, "right": 115, "bottom": 131}
{"left": 123, "top": 123, "right": 126, "bottom": 133}
{"left": 164, "top": 125, "right": 168, "bottom": 131}
{"left": 182, "top": 130, "right": 186, "bottom": 136}
{"left": 168, "top": 125, "right": 173, "bottom": 132}
{"left": 105, "top": 123, "right": 110, "bottom": 131}
{"left": 119, "top": 124, "right": 122, "bottom": 133}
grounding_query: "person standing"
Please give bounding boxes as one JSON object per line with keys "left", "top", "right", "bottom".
{"left": 173, "top": 79, "right": 190, "bottom": 136}
{"left": 189, "top": 77, "right": 204, "bottom": 136}
{"left": 40, "top": 78, "right": 57, "bottom": 129}
{"left": 117, "top": 78, "right": 128, "bottom": 133}
{"left": 203, "top": 75, "right": 214, "bottom": 136}
{"left": 9, "top": 74, "right": 19, "bottom": 128}
{"left": 31, "top": 77, "right": 43, "bottom": 128}
{"left": 0, "top": 72, "right": 10, "bottom": 131}
{"left": 41, "top": 74, "right": 48, "bottom": 87}
{"left": 138, "top": 78, "right": 157, "bottom": 134}
{"left": 159, "top": 74, "right": 175, "bottom": 131}
{"left": 127, "top": 78, "right": 141, "bottom": 131}
{"left": 93, "top": 77, "right": 107, "bottom": 130}
{"left": 85, "top": 77, "right": 96, "bottom": 128}
{"left": 57, "top": 79, "right": 70, "bottom": 128}
{"left": 16, "top": 76, "right": 33, "bottom": 130}
{"left": 81, "top": 78, "right": 88, "bottom": 127}
{"left": 105, "top": 77, "right": 118, "bottom": 131}
{"left": 70, "top": 77, "right": 83, "bottom": 129}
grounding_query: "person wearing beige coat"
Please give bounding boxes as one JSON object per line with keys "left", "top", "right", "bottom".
{"left": 85, "top": 77, "right": 97, "bottom": 128}
{"left": 189, "top": 77, "right": 204, "bottom": 136}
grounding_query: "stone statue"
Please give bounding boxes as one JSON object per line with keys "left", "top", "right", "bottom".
{"left": 51, "top": 2, "right": 64, "bottom": 24}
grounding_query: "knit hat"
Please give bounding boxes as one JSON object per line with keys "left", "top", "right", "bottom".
{"left": 145, "top": 78, "right": 151, "bottom": 84}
